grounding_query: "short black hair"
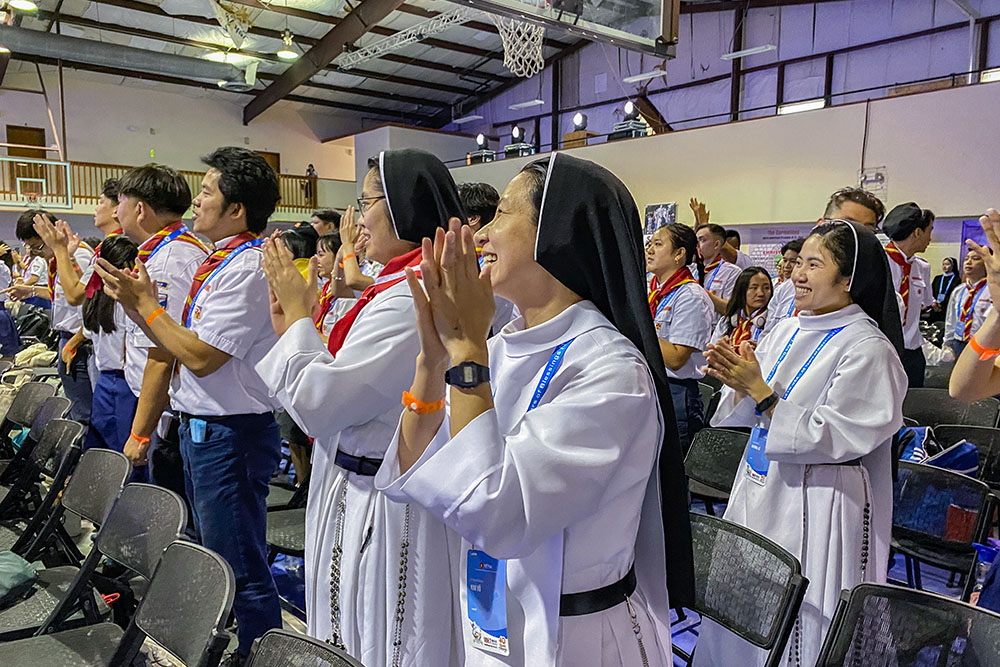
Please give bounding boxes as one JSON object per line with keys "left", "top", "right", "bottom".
{"left": 311, "top": 209, "right": 341, "bottom": 225}
{"left": 317, "top": 232, "right": 341, "bottom": 255}
{"left": 84, "top": 235, "right": 138, "bottom": 335}
{"left": 101, "top": 178, "right": 121, "bottom": 203}
{"left": 457, "top": 182, "right": 500, "bottom": 225}
{"left": 281, "top": 226, "right": 318, "bottom": 259}
{"left": 725, "top": 229, "right": 741, "bottom": 247}
{"left": 781, "top": 238, "right": 804, "bottom": 255}
{"left": 201, "top": 147, "right": 280, "bottom": 234}
{"left": 697, "top": 223, "right": 727, "bottom": 242}
{"left": 824, "top": 187, "right": 886, "bottom": 223}
{"left": 118, "top": 164, "right": 192, "bottom": 217}
{"left": 16, "top": 210, "right": 55, "bottom": 241}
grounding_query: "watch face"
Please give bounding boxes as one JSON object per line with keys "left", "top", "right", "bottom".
{"left": 461, "top": 366, "right": 475, "bottom": 384}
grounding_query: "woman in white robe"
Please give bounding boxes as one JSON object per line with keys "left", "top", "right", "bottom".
{"left": 693, "top": 220, "right": 907, "bottom": 667}
{"left": 375, "top": 153, "right": 695, "bottom": 666}
{"left": 255, "top": 149, "right": 464, "bottom": 666}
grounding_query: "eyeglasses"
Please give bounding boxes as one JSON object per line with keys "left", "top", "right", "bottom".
{"left": 356, "top": 196, "right": 385, "bottom": 214}
{"left": 25, "top": 241, "right": 45, "bottom": 253}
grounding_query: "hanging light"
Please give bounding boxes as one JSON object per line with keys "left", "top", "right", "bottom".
{"left": 277, "top": 29, "right": 298, "bottom": 61}
{"left": 7, "top": 0, "right": 37, "bottom": 11}
{"left": 511, "top": 126, "right": 523, "bottom": 142}
{"left": 572, "top": 113, "right": 588, "bottom": 131}
{"left": 476, "top": 133, "right": 488, "bottom": 150}
{"left": 623, "top": 101, "right": 639, "bottom": 121}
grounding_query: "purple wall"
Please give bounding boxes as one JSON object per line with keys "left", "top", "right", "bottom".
{"left": 443, "top": 0, "right": 1000, "bottom": 153}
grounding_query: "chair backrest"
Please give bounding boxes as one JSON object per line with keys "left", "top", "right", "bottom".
{"left": 903, "top": 388, "right": 1000, "bottom": 428}
{"left": 923, "top": 362, "right": 953, "bottom": 390}
{"left": 97, "top": 483, "right": 187, "bottom": 580}
{"left": 933, "top": 424, "right": 1000, "bottom": 491}
{"left": 4, "top": 381, "right": 56, "bottom": 427}
{"left": 688, "top": 512, "right": 807, "bottom": 664}
{"left": 698, "top": 382, "right": 715, "bottom": 410}
{"left": 684, "top": 428, "right": 749, "bottom": 495}
{"left": 893, "top": 461, "right": 992, "bottom": 549}
{"left": 27, "top": 396, "right": 71, "bottom": 443}
{"left": 28, "top": 418, "right": 84, "bottom": 477}
{"left": 60, "top": 448, "right": 132, "bottom": 527}
{"left": 248, "top": 629, "right": 365, "bottom": 667}
{"left": 130, "top": 541, "right": 235, "bottom": 667}
{"left": 816, "top": 583, "right": 1000, "bottom": 666}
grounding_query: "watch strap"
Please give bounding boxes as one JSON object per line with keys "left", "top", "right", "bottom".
{"left": 754, "top": 392, "right": 779, "bottom": 415}
{"left": 444, "top": 361, "right": 490, "bottom": 388}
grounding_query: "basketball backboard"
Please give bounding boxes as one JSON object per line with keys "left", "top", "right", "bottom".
{"left": 0, "top": 157, "right": 74, "bottom": 210}
{"left": 457, "top": 0, "right": 678, "bottom": 58}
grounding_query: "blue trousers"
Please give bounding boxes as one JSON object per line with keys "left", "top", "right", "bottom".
{"left": 84, "top": 370, "right": 145, "bottom": 483}
{"left": 668, "top": 378, "right": 705, "bottom": 456}
{"left": 57, "top": 332, "right": 93, "bottom": 427}
{"left": 179, "top": 412, "right": 282, "bottom": 655}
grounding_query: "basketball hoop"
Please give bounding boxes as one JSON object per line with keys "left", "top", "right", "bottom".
{"left": 489, "top": 11, "right": 545, "bottom": 78}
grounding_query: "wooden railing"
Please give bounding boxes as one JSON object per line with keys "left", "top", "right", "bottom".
{"left": 0, "top": 157, "right": 72, "bottom": 208}
{"left": 69, "top": 161, "right": 323, "bottom": 214}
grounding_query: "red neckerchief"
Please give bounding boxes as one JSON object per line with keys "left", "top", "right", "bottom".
{"left": 731, "top": 308, "right": 765, "bottom": 347}
{"left": 648, "top": 267, "right": 696, "bottom": 318}
{"left": 885, "top": 241, "right": 912, "bottom": 319}
{"left": 84, "top": 229, "right": 123, "bottom": 299}
{"left": 138, "top": 220, "right": 209, "bottom": 263}
{"left": 327, "top": 248, "right": 422, "bottom": 356}
{"left": 47, "top": 258, "right": 57, "bottom": 300}
{"left": 181, "top": 232, "right": 259, "bottom": 326}
{"left": 314, "top": 281, "right": 335, "bottom": 331}
{"left": 961, "top": 278, "right": 988, "bottom": 341}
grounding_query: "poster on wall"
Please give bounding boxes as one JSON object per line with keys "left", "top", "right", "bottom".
{"left": 961, "top": 219, "right": 987, "bottom": 267}
{"left": 643, "top": 203, "right": 677, "bottom": 237}
{"left": 747, "top": 226, "right": 812, "bottom": 277}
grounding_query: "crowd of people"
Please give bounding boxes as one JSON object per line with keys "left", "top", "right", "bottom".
{"left": 4, "top": 144, "right": 999, "bottom": 666}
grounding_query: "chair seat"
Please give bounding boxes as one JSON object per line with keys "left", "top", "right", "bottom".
{"left": 0, "top": 622, "right": 122, "bottom": 666}
{"left": 688, "top": 479, "right": 729, "bottom": 502}
{"left": 266, "top": 484, "right": 295, "bottom": 509}
{"left": 0, "top": 520, "right": 26, "bottom": 551}
{"left": 0, "top": 566, "right": 94, "bottom": 640}
{"left": 891, "top": 536, "right": 976, "bottom": 573}
{"left": 266, "top": 507, "right": 305, "bottom": 556}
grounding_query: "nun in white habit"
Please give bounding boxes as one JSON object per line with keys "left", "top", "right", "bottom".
{"left": 693, "top": 220, "right": 907, "bottom": 667}
{"left": 374, "top": 153, "right": 695, "bottom": 666}
{"left": 255, "top": 149, "right": 464, "bottom": 666}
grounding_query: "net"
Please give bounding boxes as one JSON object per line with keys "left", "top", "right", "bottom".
{"left": 489, "top": 10, "right": 546, "bottom": 78}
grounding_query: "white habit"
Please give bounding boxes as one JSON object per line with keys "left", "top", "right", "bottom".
{"left": 255, "top": 280, "right": 456, "bottom": 666}
{"left": 376, "top": 301, "right": 673, "bottom": 667}
{"left": 693, "top": 304, "right": 906, "bottom": 667}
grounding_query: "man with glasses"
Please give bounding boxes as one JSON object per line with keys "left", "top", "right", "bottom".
{"left": 8, "top": 210, "right": 95, "bottom": 426}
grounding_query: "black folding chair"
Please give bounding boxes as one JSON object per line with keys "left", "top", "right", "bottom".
{"left": 0, "top": 382, "right": 56, "bottom": 458}
{"left": 923, "top": 362, "right": 954, "bottom": 390}
{"left": 0, "top": 418, "right": 83, "bottom": 524}
{"left": 0, "top": 419, "right": 84, "bottom": 555}
{"left": 892, "top": 460, "right": 993, "bottom": 600}
{"left": 683, "top": 428, "right": 748, "bottom": 516}
{"left": 933, "top": 424, "right": 1000, "bottom": 492}
{"left": 902, "top": 388, "right": 1000, "bottom": 428}
{"left": 673, "top": 512, "right": 808, "bottom": 667}
{"left": 815, "top": 582, "right": 1000, "bottom": 666}
{"left": 248, "top": 629, "right": 365, "bottom": 667}
{"left": 0, "top": 541, "right": 235, "bottom": 667}
{"left": 0, "top": 395, "right": 72, "bottom": 485}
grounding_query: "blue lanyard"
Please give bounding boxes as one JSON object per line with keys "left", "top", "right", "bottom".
{"left": 937, "top": 274, "right": 956, "bottom": 302}
{"left": 146, "top": 226, "right": 188, "bottom": 262}
{"left": 785, "top": 297, "right": 796, "bottom": 318}
{"left": 654, "top": 286, "right": 685, "bottom": 318}
{"left": 527, "top": 338, "right": 576, "bottom": 411}
{"left": 184, "top": 238, "right": 262, "bottom": 327}
{"left": 765, "top": 326, "right": 846, "bottom": 400}
{"left": 707, "top": 261, "right": 724, "bottom": 286}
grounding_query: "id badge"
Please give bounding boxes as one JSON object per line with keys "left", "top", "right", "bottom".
{"left": 466, "top": 549, "right": 510, "bottom": 656}
{"left": 189, "top": 418, "right": 207, "bottom": 444}
{"left": 745, "top": 425, "right": 770, "bottom": 486}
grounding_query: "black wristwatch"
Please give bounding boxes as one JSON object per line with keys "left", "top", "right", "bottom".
{"left": 444, "top": 361, "right": 490, "bottom": 389}
{"left": 754, "top": 392, "right": 779, "bottom": 415}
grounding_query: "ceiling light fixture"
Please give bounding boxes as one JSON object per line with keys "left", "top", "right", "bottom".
{"left": 8, "top": 0, "right": 38, "bottom": 11}
{"left": 981, "top": 67, "right": 1000, "bottom": 83}
{"left": 508, "top": 98, "right": 544, "bottom": 110}
{"left": 623, "top": 100, "right": 639, "bottom": 121}
{"left": 452, "top": 114, "right": 483, "bottom": 125}
{"left": 572, "top": 112, "right": 588, "bottom": 130}
{"left": 205, "top": 50, "right": 229, "bottom": 63}
{"left": 721, "top": 44, "right": 777, "bottom": 60}
{"left": 277, "top": 28, "right": 298, "bottom": 60}
{"left": 777, "top": 98, "right": 826, "bottom": 115}
{"left": 622, "top": 70, "right": 665, "bottom": 84}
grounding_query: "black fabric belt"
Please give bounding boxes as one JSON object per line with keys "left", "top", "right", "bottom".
{"left": 666, "top": 378, "right": 700, "bottom": 390}
{"left": 832, "top": 458, "right": 863, "bottom": 467}
{"left": 559, "top": 564, "right": 636, "bottom": 617}
{"left": 177, "top": 412, "right": 272, "bottom": 425}
{"left": 335, "top": 449, "right": 384, "bottom": 476}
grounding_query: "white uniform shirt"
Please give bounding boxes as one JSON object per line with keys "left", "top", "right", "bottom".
{"left": 26, "top": 256, "right": 46, "bottom": 283}
{"left": 763, "top": 279, "right": 796, "bottom": 337}
{"left": 734, "top": 250, "right": 754, "bottom": 270}
{"left": 51, "top": 246, "right": 95, "bottom": 333}
{"left": 318, "top": 297, "right": 356, "bottom": 339}
{"left": 653, "top": 282, "right": 714, "bottom": 380}
{"left": 0, "top": 263, "right": 11, "bottom": 302}
{"left": 169, "top": 235, "right": 277, "bottom": 416}
{"left": 91, "top": 303, "right": 128, "bottom": 372}
{"left": 124, "top": 233, "right": 210, "bottom": 397}
{"left": 703, "top": 260, "right": 743, "bottom": 301}
{"left": 887, "top": 251, "right": 933, "bottom": 350}
{"left": 944, "top": 280, "right": 993, "bottom": 345}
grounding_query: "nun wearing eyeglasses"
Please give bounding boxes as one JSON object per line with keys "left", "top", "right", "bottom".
{"left": 375, "top": 154, "right": 695, "bottom": 666}
{"left": 256, "top": 150, "right": 464, "bottom": 666}
{"left": 693, "top": 221, "right": 906, "bottom": 667}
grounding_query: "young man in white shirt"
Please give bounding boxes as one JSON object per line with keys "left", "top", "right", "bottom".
{"left": 114, "top": 165, "right": 210, "bottom": 505}
{"left": 9, "top": 210, "right": 95, "bottom": 426}
{"left": 696, "top": 223, "right": 743, "bottom": 316}
{"left": 97, "top": 148, "right": 282, "bottom": 664}
{"left": 883, "top": 202, "right": 936, "bottom": 387}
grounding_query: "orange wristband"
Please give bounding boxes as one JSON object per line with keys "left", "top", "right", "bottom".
{"left": 402, "top": 390, "right": 445, "bottom": 414}
{"left": 969, "top": 334, "right": 1000, "bottom": 361}
{"left": 130, "top": 431, "right": 151, "bottom": 445}
{"left": 343, "top": 253, "right": 356, "bottom": 261}
{"left": 145, "top": 307, "right": 166, "bottom": 327}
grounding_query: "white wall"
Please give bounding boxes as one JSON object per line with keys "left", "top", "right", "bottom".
{"left": 350, "top": 124, "right": 475, "bottom": 187}
{"left": 0, "top": 69, "right": 356, "bottom": 180}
